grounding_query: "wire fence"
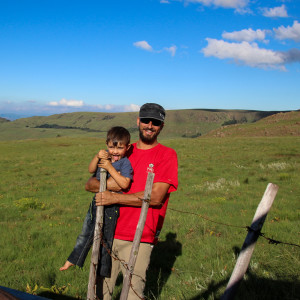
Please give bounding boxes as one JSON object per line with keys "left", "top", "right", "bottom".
{"left": 168, "top": 207, "right": 300, "bottom": 248}
{"left": 93, "top": 201, "right": 299, "bottom": 299}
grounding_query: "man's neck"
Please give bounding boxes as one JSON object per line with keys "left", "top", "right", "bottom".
{"left": 136, "top": 139, "right": 159, "bottom": 150}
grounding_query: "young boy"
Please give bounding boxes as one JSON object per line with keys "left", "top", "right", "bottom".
{"left": 60, "top": 126, "right": 133, "bottom": 277}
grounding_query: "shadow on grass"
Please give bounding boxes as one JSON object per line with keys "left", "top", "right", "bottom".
{"left": 188, "top": 273, "right": 300, "bottom": 300}
{"left": 145, "top": 232, "right": 182, "bottom": 298}
{"left": 188, "top": 247, "right": 300, "bottom": 300}
{"left": 188, "top": 278, "right": 228, "bottom": 300}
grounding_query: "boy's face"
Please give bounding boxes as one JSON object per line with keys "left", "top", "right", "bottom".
{"left": 106, "top": 141, "right": 130, "bottom": 163}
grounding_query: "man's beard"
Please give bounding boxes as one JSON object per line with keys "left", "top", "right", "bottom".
{"left": 139, "top": 126, "right": 161, "bottom": 144}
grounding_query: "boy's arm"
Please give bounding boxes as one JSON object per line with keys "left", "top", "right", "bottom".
{"left": 88, "top": 150, "right": 108, "bottom": 174}
{"left": 98, "top": 159, "right": 131, "bottom": 190}
{"left": 88, "top": 155, "right": 99, "bottom": 174}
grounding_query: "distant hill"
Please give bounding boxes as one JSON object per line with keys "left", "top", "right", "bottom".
{"left": 0, "top": 109, "right": 294, "bottom": 141}
{"left": 205, "top": 110, "right": 300, "bottom": 137}
{"left": 0, "top": 113, "right": 32, "bottom": 121}
{"left": 0, "top": 117, "right": 10, "bottom": 123}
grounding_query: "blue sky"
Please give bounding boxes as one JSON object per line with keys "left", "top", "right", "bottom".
{"left": 1, "top": 0, "right": 299, "bottom": 118}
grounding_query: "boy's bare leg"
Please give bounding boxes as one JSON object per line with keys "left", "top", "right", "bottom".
{"left": 59, "top": 260, "right": 75, "bottom": 271}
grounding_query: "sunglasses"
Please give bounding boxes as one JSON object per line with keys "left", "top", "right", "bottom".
{"left": 140, "top": 118, "right": 163, "bottom": 126}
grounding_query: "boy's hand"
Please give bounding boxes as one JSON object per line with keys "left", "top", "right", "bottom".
{"left": 97, "top": 150, "right": 109, "bottom": 160}
{"left": 98, "top": 158, "right": 112, "bottom": 172}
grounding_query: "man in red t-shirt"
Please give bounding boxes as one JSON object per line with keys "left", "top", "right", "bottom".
{"left": 86, "top": 103, "right": 178, "bottom": 299}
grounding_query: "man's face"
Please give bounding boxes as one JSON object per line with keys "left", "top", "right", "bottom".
{"left": 138, "top": 118, "right": 164, "bottom": 144}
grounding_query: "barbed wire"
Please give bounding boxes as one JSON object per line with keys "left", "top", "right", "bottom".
{"left": 93, "top": 234, "right": 145, "bottom": 299}
{"left": 168, "top": 207, "right": 246, "bottom": 229}
{"left": 168, "top": 207, "right": 300, "bottom": 248}
{"left": 246, "top": 226, "right": 300, "bottom": 248}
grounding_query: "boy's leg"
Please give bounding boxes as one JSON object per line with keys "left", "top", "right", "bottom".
{"left": 98, "top": 205, "right": 119, "bottom": 277}
{"left": 64, "top": 201, "right": 96, "bottom": 268}
{"left": 59, "top": 260, "right": 74, "bottom": 271}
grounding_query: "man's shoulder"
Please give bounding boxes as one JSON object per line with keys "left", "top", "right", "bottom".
{"left": 157, "top": 143, "right": 177, "bottom": 155}
{"left": 158, "top": 143, "right": 175, "bottom": 151}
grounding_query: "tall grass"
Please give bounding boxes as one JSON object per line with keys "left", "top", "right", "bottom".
{"left": 0, "top": 136, "right": 299, "bottom": 299}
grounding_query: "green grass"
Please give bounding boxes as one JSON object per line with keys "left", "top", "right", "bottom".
{"left": 0, "top": 136, "right": 299, "bottom": 299}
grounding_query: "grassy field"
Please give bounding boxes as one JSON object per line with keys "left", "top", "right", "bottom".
{"left": 0, "top": 135, "right": 299, "bottom": 299}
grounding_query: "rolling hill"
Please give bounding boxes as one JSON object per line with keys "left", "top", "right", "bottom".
{"left": 0, "top": 109, "right": 295, "bottom": 141}
{"left": 0, "top": 117, "right": 9, "bottom": 123}
{"left": 205, "top": 110, "right": 300, "bottom": 137}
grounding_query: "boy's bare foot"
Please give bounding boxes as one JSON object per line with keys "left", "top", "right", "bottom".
{"left": 59, "top": 261, "right": 74, "bottom": 271}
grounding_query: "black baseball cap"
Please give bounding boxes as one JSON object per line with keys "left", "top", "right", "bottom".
{"left": 139, "top": 103, "right": 166, "bottom": 122}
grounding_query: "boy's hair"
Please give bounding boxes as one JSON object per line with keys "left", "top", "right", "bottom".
{"left": 106, "top": 126, "right": 131, "bottom": 146}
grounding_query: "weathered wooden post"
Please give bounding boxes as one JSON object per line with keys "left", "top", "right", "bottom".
{"left": 221, "top": 183, "right": 279, "bottom": 300}
{"left": 87, "top": 168, "right": 107, "bottom": 300}
{"left": 120, "top": 166, "right": 155, "bottom": 300}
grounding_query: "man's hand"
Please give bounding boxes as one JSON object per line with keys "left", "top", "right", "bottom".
{"left": 94, "top": 182, "right": 171, "bottom": 207}
{"left": 95, "top": 190, "right": 118, "bottom": 206}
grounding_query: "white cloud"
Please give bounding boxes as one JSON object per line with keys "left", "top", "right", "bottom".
{"left": 48, "top": 98, "right": 84, "bottom": 107}
{"left": 133, "top": 41, "right": 153, "bottom": 52}
{"left": 124, "top": 104, "right": 140, "bottom": 112}
{"left": 202, "top": 38, "right": 286, "bottom": 70}
{"left": 134, "top": 41, "right": 177, "bottom": 56}
{"left": 185, "top": 0, "right": 250, "bottom": 13}
{"left": 160, "top": 0, "right": 170, "bottom": 3}
{"left": 274, "top": 21, "right": 300, "bottom": 42}
{"left": 262, "top": 5, "right": 288, "bottom": 18}
{"left": 93, "top": 103, "right": 140, "bottom": 112}
{"left": 104, "top": 104, "right": 113, "bottom": 110}
{"left": 222, "top": 28, "right": 268, "bottom": 42}
{"left": 0, "top": 101, "right": 141, "bottom": 119}
{"left": 164, "top": 45, "right": 177, "bottom": 56}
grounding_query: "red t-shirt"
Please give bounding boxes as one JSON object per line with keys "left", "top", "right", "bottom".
{"left": 114, "top": 143, "right": 178, "bottom": 244}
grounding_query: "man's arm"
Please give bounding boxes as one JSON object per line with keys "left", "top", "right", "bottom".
{"left": 95, "top": 182, "right": 170, "bottom": 207}
{"left": 85, "top": 176, "right": 122, "bottom": 193}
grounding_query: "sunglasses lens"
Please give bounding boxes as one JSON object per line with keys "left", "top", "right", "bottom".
{"left": 152, "top": 120, "right": 162, "bottom": 126}
{"left": 141, "top": 118, "right": 162, "bottom": 126}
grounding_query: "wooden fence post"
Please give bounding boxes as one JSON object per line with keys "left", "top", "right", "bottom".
{"left": 87, "top": 169, "right": 107, "bottom": 300}
{"left": 221, "top": 183, "right": 279, "bottom": 300}
{"left": 120, "top": 167, "right": 155, "bottom": 300}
